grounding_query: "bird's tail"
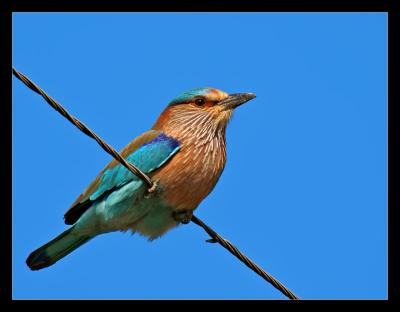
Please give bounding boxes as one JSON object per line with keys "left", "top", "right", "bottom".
{"left": 26, "top": 227, "right": 93, "bottom": 270}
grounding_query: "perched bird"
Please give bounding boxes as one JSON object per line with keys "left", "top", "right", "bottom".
{"left": 26, "top": 87, "right": 256, "bottom": 270}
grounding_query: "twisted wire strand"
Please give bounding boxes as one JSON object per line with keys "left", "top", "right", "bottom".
{"left": 190, "top": 216, "right": 299, "bottom": 299}
{"left": 12, "top": 68, "right": 154, "bottom": 191}
{"left": 12, "top": 67, "right": 299, "bottom": 300}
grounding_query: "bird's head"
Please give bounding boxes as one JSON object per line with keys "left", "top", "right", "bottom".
{"left": 152, "top": 87, "right": 256, "bottom": 142}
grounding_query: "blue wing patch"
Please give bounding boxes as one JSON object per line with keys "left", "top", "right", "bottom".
{"left": 89, "top": 133, "right": 180, "bottom": 202}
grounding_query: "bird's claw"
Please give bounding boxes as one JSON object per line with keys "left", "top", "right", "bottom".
{"left": 172, "top": 210, "right": 193, "bottom": 224}
{"left": 145, "top": 182, "right": 158, "bottom": 199}
{"left": 206, "top": 238, "right": 218, "bottom": 243}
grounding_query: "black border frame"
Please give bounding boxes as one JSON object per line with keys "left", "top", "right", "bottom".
{"left": 3, "top": 0, "right": 397, "bottom": 303}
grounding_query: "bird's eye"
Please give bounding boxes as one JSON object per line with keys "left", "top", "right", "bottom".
{"left": 194, "top": 98, "right": 205, "bottom": 106}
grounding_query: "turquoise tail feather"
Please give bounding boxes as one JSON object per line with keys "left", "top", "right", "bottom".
{"left": 26, "top": 227, "right": 92, "bottom": 270}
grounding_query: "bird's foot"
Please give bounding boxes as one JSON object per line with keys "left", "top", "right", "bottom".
{"left": 172, "top": 210, "right": 193, "bottom": 224}
{"left": 144, "top": 182, "right": 158, "bottom": 199}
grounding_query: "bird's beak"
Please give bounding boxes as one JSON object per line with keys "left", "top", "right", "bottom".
{"left": 219, "top": 93, "right": 256, "bottom": 110}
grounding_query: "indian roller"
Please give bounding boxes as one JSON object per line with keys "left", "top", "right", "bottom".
{"left": 26, "top": 87, "right": 256, "bottom": 270}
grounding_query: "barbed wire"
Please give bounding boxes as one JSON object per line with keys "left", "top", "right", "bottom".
{"left": 12, "top": 68, "right": 154, "bottom": 191}
{"left": 12, "top": 67, "right": 300, "bottom": 300}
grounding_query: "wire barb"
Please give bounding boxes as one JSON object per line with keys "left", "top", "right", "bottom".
{"left": 12, "top": 67, "right": 299, "bottom": 300}
{"left": 190, "top": 216, "right": 299, "bottom": 299}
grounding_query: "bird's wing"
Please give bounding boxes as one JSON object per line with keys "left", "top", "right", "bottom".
{"left": 64, "top": 130, "right": 180, "bottom": 225}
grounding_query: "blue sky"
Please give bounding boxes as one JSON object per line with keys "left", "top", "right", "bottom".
{"left": 12, "top": 13, "right": 387, "bottom": 299}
